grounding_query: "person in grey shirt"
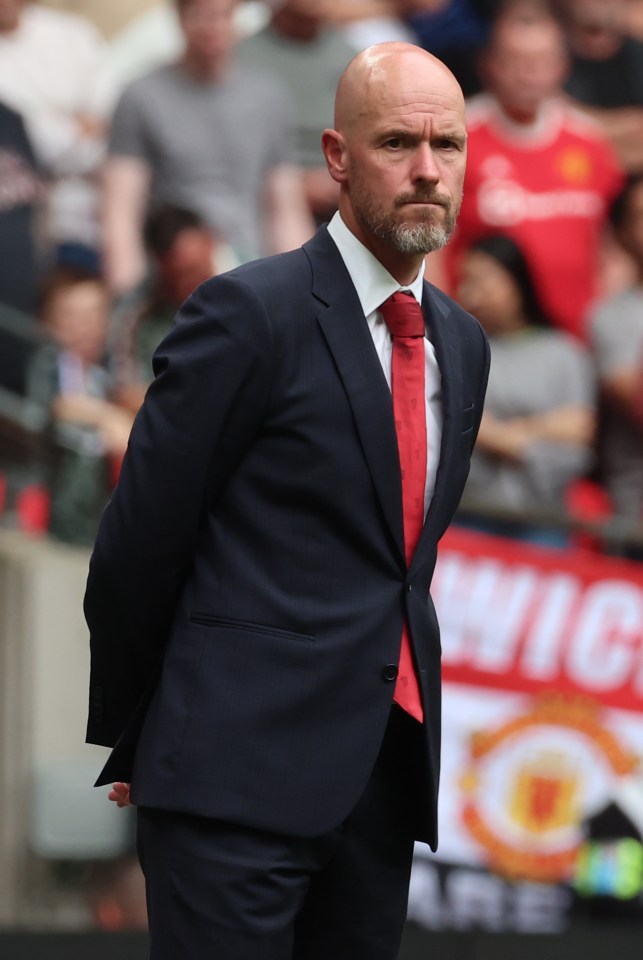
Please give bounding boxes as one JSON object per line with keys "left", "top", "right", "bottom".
{"left": 590, "top": 174, "right": 643, "bottom": 528}
{"left": 102, "top": 0, "right": 314, "bottom": 295}
{"left": 457, "top": 233, "right": 595, "bottom": 543}
{"left": 237, "top": 0, "right": 354, "bottom": 223}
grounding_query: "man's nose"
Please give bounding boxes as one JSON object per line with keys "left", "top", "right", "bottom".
{"left": 411, "top": 143, "right": 440, "bottom": 183}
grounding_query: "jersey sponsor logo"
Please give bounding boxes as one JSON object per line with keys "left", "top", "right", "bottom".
{"left": 556, "top": 147, "right": 593, "bottom": 184}
{"left": 477, "top": 178, "right": 604, "bottom": 227}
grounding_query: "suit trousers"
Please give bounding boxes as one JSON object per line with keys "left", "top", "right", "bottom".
{"left": 136, "top": 704, "right": 427, "bottom": 960}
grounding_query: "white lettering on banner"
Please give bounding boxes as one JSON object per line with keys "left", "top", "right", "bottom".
{"left": 407, "top": 858, "right": 570, "bottom": 933}
{"left": 475, "top": 568, "right": 538, "bottom": 673}
{"left": 522, "top": 575, "right": 579, "bottom": 680}
{"left": 433, "top": 549, "right": 643, "bottom": 704}
{"left": 477, "top": 179, "right": 604, "bottom": 227}
{"left": 566, "top": 581, "right": 643, "bottom": 691}
{"left": 448, "top": 870, "right": 505, "bottom": 930}
{"left": 436, "top": 556, "right": 511, "bottom": 661}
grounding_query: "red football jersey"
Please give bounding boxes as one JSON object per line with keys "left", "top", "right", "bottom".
{"left": 445, "top": 96, "right": 624, "bottom": 339}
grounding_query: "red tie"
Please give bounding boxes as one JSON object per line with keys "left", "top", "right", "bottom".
{"left": 379, "top": 292, "right": 426, "bottom": 723}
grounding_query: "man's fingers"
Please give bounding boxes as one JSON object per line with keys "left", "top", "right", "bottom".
{"left": 108, "top": 781, "right": 132, "bottom": 806}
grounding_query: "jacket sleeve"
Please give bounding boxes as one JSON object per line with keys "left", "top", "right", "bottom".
{"left": 84, "top": 274, "right": 274, "bottom": 746}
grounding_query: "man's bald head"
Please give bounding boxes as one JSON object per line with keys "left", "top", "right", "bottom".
{"left": 334, "top": 43, "right": 465, "bottom": 135}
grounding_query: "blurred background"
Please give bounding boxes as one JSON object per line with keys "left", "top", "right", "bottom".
{"left": 0, "top": 0, "right": 642, "bottom": 956}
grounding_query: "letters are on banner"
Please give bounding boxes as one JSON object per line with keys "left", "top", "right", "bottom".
{"left": 426, "top": 526, "right": 643, "bottom": 885}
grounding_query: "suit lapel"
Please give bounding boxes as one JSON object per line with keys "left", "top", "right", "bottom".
{"left": 304, "top": 231, "right": 466, "bottom": 574}
{"left": 304, "top": 230, "right": 406, "bottom": 566}
{"left": 410, "top": 284, "right": 464, "bottom": 575}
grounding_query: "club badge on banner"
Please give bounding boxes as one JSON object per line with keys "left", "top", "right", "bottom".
{"left": 410, "top": 525, "right": 643, "bottom": 926}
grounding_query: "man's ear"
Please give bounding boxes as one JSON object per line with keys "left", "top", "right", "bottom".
{"left": 321, "top": 129, "right": 348, "bottom": 185}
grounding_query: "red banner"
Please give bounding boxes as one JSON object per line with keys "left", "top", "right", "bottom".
{"left": 413, "top": 527, "right": 643, "bottom": 890}
{"left": 434, "top": 527, "right": 643, "bottom": 713}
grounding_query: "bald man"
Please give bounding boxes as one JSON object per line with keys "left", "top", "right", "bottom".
{"left": 84, "top": 42, "right": 489, "bottom": 960}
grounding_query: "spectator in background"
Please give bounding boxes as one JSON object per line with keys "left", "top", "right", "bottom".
{"left": 237, "top": 0, "right": 354, "bottom": 223}
{"left": 326, "top": 0, "right": 416, "bottom": 49}
{"left": 111, "top": 205, "right": 239, "bottom": 414}
{"left": 0, "top": 0, "right": 111, "bottom": 261}
{"left": 627, "top": 0, "right": 643, "bottom": 40}
{"left": 0, "top": 99, "right": 42, "bottom": 314}
{"left": 457, "top": 233, "right": 595, "bottom": 543}
{"left": 400, "top": 0, "right": 498, "bottom": 97}
{"left": 103, "top": 0, "right": 314, "bottom": 296}
{"left": 555, "top": 0, "right": 643, "bottom": 174}
{"left": 99, "top": 0, "right": 270, "bottom": 106}
{"left": 27, "top": 267, "right": 133, "bottom": 546}
{"left": 441, "top": 7, "right": 624, "bottom": 340}
{"left": 590, "top": 175, "right": 643, "bottom": 527}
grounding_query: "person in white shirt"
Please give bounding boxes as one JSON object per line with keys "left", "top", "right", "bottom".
{"left": 0, "top": 0, "right": 113, "bottom": 251}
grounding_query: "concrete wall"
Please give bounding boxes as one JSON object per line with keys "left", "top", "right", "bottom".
{"left": 0, "top": 531, "right": 129, "bottom": 927}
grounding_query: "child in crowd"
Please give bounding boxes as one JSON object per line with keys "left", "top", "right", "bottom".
{"left": 28, "top": 267, "right": 133, "bottom": 545}
{"left": 110, "top": 205, "right": 235, "bottom": 415}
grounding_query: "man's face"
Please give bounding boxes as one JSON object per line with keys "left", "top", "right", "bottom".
{"left": 563, "top": 0, "right": 627, "bottom": 58}
{"left": 273, "top": 0, "right": 329, "bottom": 16}
{"left": 46, "top": 282, "right": 109, "bottom": 366}
{"left": 270, "top": 0, "right": 330, "bottom": 41}
{"left": 484, "top": 20, "right": 568, "bottom": 122}
{"left": 159, "top": 228, "right": 216, "bottom": 304}
{"left": 179, "top": 0, "right": 237, "bottom": 64}
{"left": 0, "top": 0, "right": 22, "bottom": 33}
{"left": 339, "top": 59, "right": 467, "bottom": 262}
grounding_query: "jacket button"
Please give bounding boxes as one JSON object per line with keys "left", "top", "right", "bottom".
{"left": 90, "top": 685, "right": 104, "bottom": 723}
{"left": 382, "top": 664, "right": 398, "bottom": 682}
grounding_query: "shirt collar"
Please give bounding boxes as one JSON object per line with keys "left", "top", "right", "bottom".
{"left": 327, "top": 212, "right": 425, "bottom": 317}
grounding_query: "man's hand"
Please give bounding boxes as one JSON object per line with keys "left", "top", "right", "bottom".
{"left": 108, "top": 781, "right": 133, "bottom": 807}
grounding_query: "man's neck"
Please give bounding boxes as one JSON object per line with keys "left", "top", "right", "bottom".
{"left": 0, "top": 20, "right": 20, "bottom": 36}
{"left": 180, "top": 53, "right": 229, "bottom": 84}
{"left": 271, "top": 10, "right": 321, "bottom": 43}
{"left": 500, "top": 104, "right": 540, "bottom": 127}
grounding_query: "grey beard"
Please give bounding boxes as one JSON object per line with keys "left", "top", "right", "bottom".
{"left": 355, "top": 201, "right": 458, "bottom": 255}
{"left": 383, "top": 221, "right": 450, "bottom": 254}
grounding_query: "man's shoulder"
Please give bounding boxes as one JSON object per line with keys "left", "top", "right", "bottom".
{"left": 204, "top": 246, "right": 312, "bottom": 300}
{"left": 591, "top": 286, "right": 643, "bottom": 335}
{"left": 117, "top": 63, "right": 178, "bottom": 106}
{"left": 464, "top": 93, "right": 497, "bottom": 132}
{"left": 21, "top": 3, "right": 103, "bottom": 48}
{"left": 556, "top": 102, "right": 616, "bottom": 146}
{"left": 465, "top": 95, "right": 614, "bottom": 155}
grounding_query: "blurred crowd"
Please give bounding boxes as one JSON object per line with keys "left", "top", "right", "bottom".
{"left": 1, "top": 0, "right": 643, "bottom": 555}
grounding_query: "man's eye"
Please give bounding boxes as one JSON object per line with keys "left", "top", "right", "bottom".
{"left": 385, "top": 138, "right": 403, "bottom": 149}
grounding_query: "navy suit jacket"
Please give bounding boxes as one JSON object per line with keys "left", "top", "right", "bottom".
{"left": 85, "top": 227, "right": 489, "bottom": 849}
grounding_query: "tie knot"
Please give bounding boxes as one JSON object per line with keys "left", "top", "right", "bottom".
{"left": 379, "top": 292, "right": 425, "bottom": 339}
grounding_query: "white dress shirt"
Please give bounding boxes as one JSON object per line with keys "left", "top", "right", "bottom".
{"left": 327, "top": 212, "right": 443, "bottom": 516}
